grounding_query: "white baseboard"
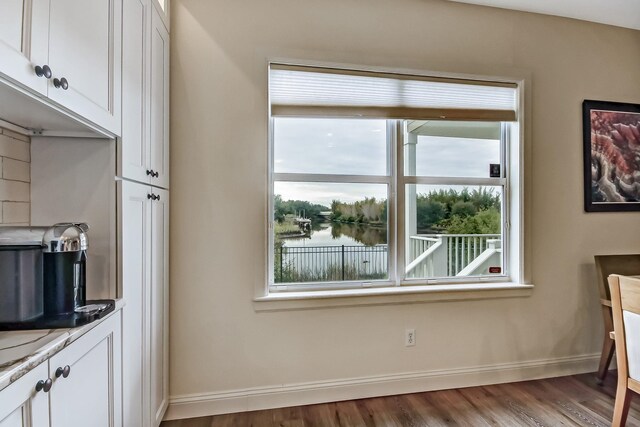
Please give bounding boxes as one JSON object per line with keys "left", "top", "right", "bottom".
{"left": 163, "top": 352, "right": 600, "bottom": 421}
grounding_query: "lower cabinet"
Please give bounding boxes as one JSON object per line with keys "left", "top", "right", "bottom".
{"left": 0, "top": 364, "right": 49, "bottom": 427}
{"left": 120, "top": 180, "right": 169, "bottom": 427}
{"left": 0, "top": 311, "right": 122, "bottom": 427}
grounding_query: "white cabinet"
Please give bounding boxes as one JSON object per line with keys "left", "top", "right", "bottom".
{"left": 48, "top": 312, "right": 122, "bottom": 427}
{"left": 150, "top": 184, "right": 169, "bottom": 425}
{"left": 0, "top": 364, "right": 49, "bottom": 427}
{"left": 121, "top": 0, "right": 152, "bottom": 184}
{"left": 0, "top": 312, "right": 122, "bottom": 427}
{"left": 0, "top": 0, "right": 49, "bottom": 94}
{"left": 152, "top": 0, "right": 170, "bottom": 32}
{"left": 120, "top": 180, "right": 169, "bottom": 427}
{"left": 150, "top": 8, "right": 170, "bottom": 189}
{"left": 121, "top": 4, "right": 169, "bottom": 188}
{"left": 0, "top": 0, "right": 122, "bottom": 134}
{"left": 46, "top": 0, "right": 122, "bottom": 134}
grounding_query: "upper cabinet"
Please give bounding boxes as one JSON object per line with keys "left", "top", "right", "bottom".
{"left": 46, "top": 0, "right": 122, "bottom": 134}
{"left": 0, "top": 0, "right": 122, "bottom": 135}
{"left": 150, "top": 8, "right": 169, "bottom": 189}
{"left": 121, "top": 3, "right": 169, "bottom": 188}
{"left": 153, "top": 0, "right": 170, "bottom": 32}
{"left": 0, "top": 0, "right": 49, "bottom": 94}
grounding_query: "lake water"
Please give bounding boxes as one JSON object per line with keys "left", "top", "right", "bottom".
{"left": 277, "top": 222, "right": 389, "bottom": 282}
{"left": 282, "top": 222, "right": 387, "bottom": 248}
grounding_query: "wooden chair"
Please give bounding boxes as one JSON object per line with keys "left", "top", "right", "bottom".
{"left": 594, "top": 255, "right": 640, "bottom": 384}
{"left": 609, "top": 274, "right": 640, "bottom": 426}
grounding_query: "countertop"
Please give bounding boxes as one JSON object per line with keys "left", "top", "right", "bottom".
{"left": 0, "top": 299, "right": 124, "bottom": 392}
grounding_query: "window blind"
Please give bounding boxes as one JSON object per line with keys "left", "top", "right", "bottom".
{"left": 270, "top": 64, "right": 518, "bottom": 121}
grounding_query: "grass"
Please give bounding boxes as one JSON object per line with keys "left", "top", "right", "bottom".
{"left": 274, "top": 218, "right": 303, "bottom": 235}
{"left": 275, "top": 262, "right": 387, "bottom": 283}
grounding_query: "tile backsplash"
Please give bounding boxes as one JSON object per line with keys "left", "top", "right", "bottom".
{"left": 0, "top": 128, "right": 30, "bottom": 225}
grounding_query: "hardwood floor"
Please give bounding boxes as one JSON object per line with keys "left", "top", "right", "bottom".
{"left": 161, "top": 372, "right": 640, "bottom": 426}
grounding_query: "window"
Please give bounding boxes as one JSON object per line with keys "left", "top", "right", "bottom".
{"left": 268, "top": 64, "right": 522, "bottom": 293}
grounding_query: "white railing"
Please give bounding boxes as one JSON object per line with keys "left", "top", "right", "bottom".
{"left": 407, "top": 234, "right": 501, "bottom": 278}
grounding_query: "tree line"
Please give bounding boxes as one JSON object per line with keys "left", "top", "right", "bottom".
{"left": 273, "top": 195, "right": 328, "bottom": 223}
{"left": 415, "top": 188, "right": 501, "bottom": 234}
{"left": 274, "top": 187, "right": 501, "bottom": 234}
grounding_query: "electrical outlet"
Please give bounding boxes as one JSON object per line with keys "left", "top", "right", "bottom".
{"left": 405, "top": 329, "right": 416, "bottom": 347}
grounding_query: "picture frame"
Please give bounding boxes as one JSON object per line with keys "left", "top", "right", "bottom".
{"left": 583, "top": 99, "right": 640, "bottom": 212}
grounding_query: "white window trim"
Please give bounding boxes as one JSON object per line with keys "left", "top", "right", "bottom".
{"left": 397, "top": 121, "right": 511, "bottom": 286}
{"left": 259, "top": 61, "right": 531, "bottom": 305}
{"left": 254, "top": 283, "right": 534, "bottom": 312}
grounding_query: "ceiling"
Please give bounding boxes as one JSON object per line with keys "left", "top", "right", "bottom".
{"left": 447, "top": 0, "right": 640, "bottom": 31}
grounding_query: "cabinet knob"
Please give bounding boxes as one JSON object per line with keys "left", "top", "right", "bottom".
{"left": 55, "top": 365, "right": 71, "bottom": 378}
{"left": 34, "top": 65, "right": 52, "bottom": 79}
{"left": 146, "top": 169, "right": 153, "bottom": 176}
{"left": 53, "top": 77, "right": 69, "bottom": 90}
{"left": 147, "top": 193, "right": 153, "bottom": 200}
{"left": 35, "top": 378, "right": 53, "bottom": 393}
{"left": 153, "top": 171, "right": 159, "bottom": 178}
{"left": 155, "top": 194, "right": 161, "bottom": 201}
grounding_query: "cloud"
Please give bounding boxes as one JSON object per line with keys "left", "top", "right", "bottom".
{"left": 273, "top": 118, "right": 500, "bottom": 205}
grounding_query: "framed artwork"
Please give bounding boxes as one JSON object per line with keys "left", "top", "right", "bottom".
{"left": 583, "top": 100, "right": 640, "bottom": 212}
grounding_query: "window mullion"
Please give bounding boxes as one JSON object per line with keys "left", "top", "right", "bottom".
{"left": 396, "top": 121, "right": 405, "bottom": 286}
{"left": 273, "top": 173, "right": 391, "bottom": 184}
{"left": 405, "top": 176, "right": 506, "bottom": 186}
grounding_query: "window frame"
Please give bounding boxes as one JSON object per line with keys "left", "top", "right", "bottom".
{"left": 265, "top": 61, "right": 526, "bottom": 297}
{"left": 398, "top": 121, "right": 511, "bottom": 286}
{"left": 268, "top": 119, "right": 397, "bottom": 291}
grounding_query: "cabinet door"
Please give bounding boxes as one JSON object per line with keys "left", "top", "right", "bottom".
{"left": 46, "top": 0, "right": 122, "bottom": 134}
{"left": 152, "top": 0, "right": 170, "bottom": 33}
{"left": 120, "top": 0, "right": 152, "bottom": 184}
{"left": 149, "top": 8, "right": 169, "bottom": 189}
{"left": 119, "top": 180, "right": 152, "bottom": 427}
{"left": 0, "top": 363, "right": 49, "bottom": 427}
{"left": 0, "top": 0, "right": 49, "bottom": 94}
{"left": 49, "top": 312, "right": 122, "bottom": 427}
{"left": 150, "top": 188, "right": 169, "bottom": 425}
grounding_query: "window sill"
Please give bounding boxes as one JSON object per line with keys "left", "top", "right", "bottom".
{"left": 253, "top": 283, "right": 534, "bottom": 312}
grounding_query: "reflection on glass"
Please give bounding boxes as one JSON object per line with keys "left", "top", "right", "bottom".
{"left": 404, "top": 121, "right": 501, "bottom": 178}
{"left": 405, "top": 184, "right": 503, "bottom": 279}
{"left": 274, "top": 118, "right": 388, "bottom": 175}
{"left": 273, "top": 182, "right": 388, "bottom": 283}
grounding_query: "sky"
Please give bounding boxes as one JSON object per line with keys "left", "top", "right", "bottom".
{"left": 273, "top": 118, "right": 500, "bottom": 207}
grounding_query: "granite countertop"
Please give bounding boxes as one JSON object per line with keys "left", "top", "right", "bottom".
{"left": 0, "top": 299, "right": 124, "bottom": 392}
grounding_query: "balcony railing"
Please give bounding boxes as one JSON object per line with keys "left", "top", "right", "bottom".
{"left": 407, "top": 234, "right": 501, "bottom": 278}
{"left": 274, "top": 234, "right": 502, "bottom": 284}
{"left": 275, "top": 245, "right": 387, "bottom": 283}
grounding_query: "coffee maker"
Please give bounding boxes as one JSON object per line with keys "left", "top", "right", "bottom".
{"left": 0, "top": 222, "right": 115, "bottom": 330}
{"left": 42, "top": 223, "right": 89, "bottom": 316}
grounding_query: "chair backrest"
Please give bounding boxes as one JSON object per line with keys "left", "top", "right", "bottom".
{"left": 609, "top": 275, "right": 640, "bottom": 381}
{"left": 595, "top": 255, "right": 640, "bottom": 302}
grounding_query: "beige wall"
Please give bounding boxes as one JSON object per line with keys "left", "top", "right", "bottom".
{"left": 169, "top": 0, "right": 640, "bottom": 407}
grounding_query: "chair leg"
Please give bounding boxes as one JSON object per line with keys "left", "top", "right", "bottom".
{"left": 597, "top": 334, "right": 616, "bottom": 384}
{"left": 612, "top": 385, "right": 632, "bottom": 427}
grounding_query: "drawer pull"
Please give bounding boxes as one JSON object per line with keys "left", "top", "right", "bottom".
{"left": 35, "top": 378, "right": 52, "bottom": 393}
{"left": 53, "top": 77, "right": 69, "bottom": 90}
{"left": 55, "top": 365, "right": 71, "bottom": 378}
{"left": 34, "top": 65, "right": 52, "bottom": 79}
